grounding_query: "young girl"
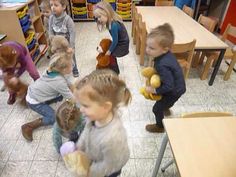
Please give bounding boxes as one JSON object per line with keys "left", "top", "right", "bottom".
{"left": 93, "top": 1, "right": 129, "bottom": 75}
{"left": 74, "top": 69, "right": 132, "bottom": 177}
{"left": 0, "top": 41, "right": 40, "bottom": 105}
{"left": 49, "top": 0, "right": 79, "bottom": 77}
{"left": 53, "top": 99, "right": 85, "bottom": 153}
{"left": 21, "top": 52, "right": 74, "bottom": 141}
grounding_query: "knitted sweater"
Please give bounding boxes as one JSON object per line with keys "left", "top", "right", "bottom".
{"left": 77, "top": 113, "right": 130, "bottom": 177}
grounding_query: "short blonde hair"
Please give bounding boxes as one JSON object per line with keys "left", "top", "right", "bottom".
{"left": 148, "top": 23, "right": 175, "bottom": 49}
{"left": 93, "top": 0, "right": 122, "bottom": 30}
{"left": 50, "top": 0, "right": 68, "bottom": 7}
{"left": 49, "top": 52, "right": 72, "bottom": 73}
{"left": 75, "top": 69, "right": 132, "bottom": 111}
{"left": 40, "top": 0, "right": 51, "bottom": 11}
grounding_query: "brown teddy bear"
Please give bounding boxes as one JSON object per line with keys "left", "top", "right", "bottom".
{"left": 96, "top": 38, "right": 112, "bottom": 69}
{"left": 3, "top": 73, "right": 28, "bottom": 105}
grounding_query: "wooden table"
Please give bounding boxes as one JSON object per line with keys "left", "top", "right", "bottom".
{"left": 136, "top": 6, "right": 228, "bottom": 85}
{"left": 152, "top": 117, "right": 236, "bottom": 177}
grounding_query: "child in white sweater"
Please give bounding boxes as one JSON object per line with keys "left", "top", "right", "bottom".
{"left": 73, "top": 69, "right": 132, "bottom": 177}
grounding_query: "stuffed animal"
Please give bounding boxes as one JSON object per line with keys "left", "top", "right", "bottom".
{"left": 4, "top": 73, "right": 28, "bottom": 105}
{"left": 96, "top": 38, "right": 112, "bottom": 69}
{"left": 60, "top": 141, "right": 91, "bottom": 177}
{"left": 49, "top": 35, "right": 72, "bottom": 55}
{"left": 140, "top": 67, "right": 162, "bottom": 101}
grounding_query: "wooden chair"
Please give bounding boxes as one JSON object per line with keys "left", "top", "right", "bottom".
{"left": 191, "top": 14, "right": 217, "bottom": 80}
{"left": 155, "top": 0, "right": 174, "bottom": 6}
{"left": 160, "top": 111, "right": 233, "bottom": 172}
{"left": 195, "top": 24, "right": 236, "bottom": 80}
{"left": 182, "top": 5, "right": 194, "bottom": 18}
{"left": 172, "top": 39, "right": 196, "bottom": 79}
{"left": 133, "top": 9, "right": 139, "bottom": 45}
{"left": 135, "top": 14, "right": 147, "bottom": 65}
{"left": 131, "top": 4, "right": 137, "bottom": 38}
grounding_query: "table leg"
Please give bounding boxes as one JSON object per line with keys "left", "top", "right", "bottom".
{"left": 152, "top": 133, "right": 168, "bottom": 177}
{"left": 208, "top": 49, "right": 226, "bottom": 86}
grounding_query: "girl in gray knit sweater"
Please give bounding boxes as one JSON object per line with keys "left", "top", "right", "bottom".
{"left": 73, "top": 69, "right": 132, "bottom": 177}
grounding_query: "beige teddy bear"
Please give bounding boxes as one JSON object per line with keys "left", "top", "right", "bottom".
{"left": 140, "top": 67, "right": 162, "bottom": 101}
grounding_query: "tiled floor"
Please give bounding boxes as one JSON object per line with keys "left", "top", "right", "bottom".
{"left": 0, "top": 22, "right": 236, "bottom": 177}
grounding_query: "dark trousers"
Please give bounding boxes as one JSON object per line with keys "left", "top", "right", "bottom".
{"left": 105, "top": 169, "right": 121, "bottom": 177}
{"left": 153, "top": 94, "right": 181, "bottom": 128}
{"left": 109, "top": 55, "right": 120, "bottom": 75}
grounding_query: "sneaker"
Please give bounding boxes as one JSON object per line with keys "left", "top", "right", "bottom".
{"left": 164, "top": 109, "right": 172, "bottom": 116}
{"left": 73, "top": 70, "right": 79, "bottom": 78}
{"left": 145, "top": 124, "right": 164, "bottom": 133}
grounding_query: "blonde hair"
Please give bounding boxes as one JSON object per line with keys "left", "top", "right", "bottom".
{"left": 75, "top": 69, "right": 131, "bottom": 111}
{"left": 49, "top": 52, "right": 72, "bottom": 73}
{"left": 93, "top": 0, "right": 123, "bottom": 31}
{"left": 56, "top": 99, "right": 82, "bottom": 131}
{"left": 40, "top": 0, "right": 51, "bottom": 11}
{"left": 148, "top": 23, "right": 175, "bottom": 49}
{"left": 50, "top": 0, "right": 68, "bottom": 7}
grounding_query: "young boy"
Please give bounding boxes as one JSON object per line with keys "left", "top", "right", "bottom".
{"left": 145, "top": 23, "right": 186, "bottom": 133}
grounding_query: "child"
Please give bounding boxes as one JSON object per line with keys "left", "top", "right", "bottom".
{"left": 145, "top": 23, "right": 186, "bottom": 133}
{"left": 49, "top": 0, "right": 79, "bottom": 77}
{"left": 21, "top": 52, "right": 74, "bottom": 141}
{"left": 74, "top": 69, "right": 131, "bottom": 177}
{"left": 39, "top": 0, "right": 51, "bottom": 32}
{"left": 0, "top": 41, "right": 40, "bottom": 105}
{"left": 93, "top": 1, "right": 129, "bottom": 75}
{"left": 53, "top": 99, "right": 85, "bottom": 153}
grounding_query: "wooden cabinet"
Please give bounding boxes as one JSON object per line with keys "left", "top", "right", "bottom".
{"left": 69, "top": 0, "right": 132, "bottom": 21}
{"left": 0, "top": 0, "right": 48, "bottom": 63}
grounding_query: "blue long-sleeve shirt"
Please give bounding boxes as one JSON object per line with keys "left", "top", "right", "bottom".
{"left": 154, "top": 51, "right": 186, "bottom": 96}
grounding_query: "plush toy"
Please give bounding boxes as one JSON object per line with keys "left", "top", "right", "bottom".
{"left": 4, "top": 73, "right": 28, "bottom": 105}
{"left": 60, "top": 141, "right": 91, "bottom": 177}
{"left": 140, "top": 67, "right": 162, "bottom": 101}
{"left": 96, "top": 38, "right": 112, "bottom": 69}
{"left": 50, "top": 35, "right": 72, "bottom": 55}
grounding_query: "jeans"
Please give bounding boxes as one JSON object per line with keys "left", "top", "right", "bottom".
{"left": 27, "top": 96, "right": 63, "bottom": 125}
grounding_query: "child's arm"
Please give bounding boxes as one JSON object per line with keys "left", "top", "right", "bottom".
{"left": 53, "top": 123, "right": 63, "bottom": 153}
{"left": 155, "top": 66, "right": 174, "bottom": 95}
{"left": 48, "top": 15, "right": 55, "bottom": 36}
{"left": 66, "top": 17, "right": 76, "bottom": 49}
{"left": 107, "top": 22, "right": 120, "bottom": 55}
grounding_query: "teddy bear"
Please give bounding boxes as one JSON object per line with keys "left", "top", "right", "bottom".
{"left": 96, "top": 38, "right": 112, "bottom": 69}
{"left": 49, "top": 35, "right": 73, "bottom": 57}
{"left": 140, "top": 67, "right": 162, "bottom": 101}
{"left": 60, "top": 141, "right": 91, "bottom": 177}
{"left": 3, "top": 72, "right": 28, "bottom": 105}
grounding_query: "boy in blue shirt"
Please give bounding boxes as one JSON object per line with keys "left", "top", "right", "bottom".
{"left": 145, "top": 23, "right": 186, "bottom": 133}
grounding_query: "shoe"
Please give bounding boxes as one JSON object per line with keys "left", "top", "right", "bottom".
{"left": 164, "top": 109, "right": 172, "bottom": 116}
{"left": 145, "top": 124, "right": 164, "bottom": 133}
{"left": 73, "top": 70, "right": 79, "bottom": 78}
{"left": 21, "top": 118, "right": 43, "bottom": 141}
{"left": 7, "top": 93, "right": 16, "bottom": 105}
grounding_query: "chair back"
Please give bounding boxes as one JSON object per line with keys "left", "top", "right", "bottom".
{"left": 135, "top": 13, "right": 142, "bottom": 55}
{"left": 155, "top": 0, "right": 174, "bottom": 6}
{"left": 131, "top": 4, "right": 137, "bottom": 38}
{"left": 182, "top": 5, "right": 194, "bottom": 18}
{"left": 172, "top": 39, "right": 196, "bottom": 79}
{"left": 198, "top": 14, "right": 217, "bottom": 33}
{"left": 221, "top": 24, "right": 236, "bottom": 42}
{"left": 182, "top": 112, "right": 233, "bottom": 118}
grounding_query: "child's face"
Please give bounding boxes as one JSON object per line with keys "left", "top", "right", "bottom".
{"left": 74, "top": 86, "right": 112, "bottom": 122}
{"left": 146, "top": 37, "right": 168, "bottom": 58}
{"left": 94, "top": 9, "right": 108, "bottom": 25}
{"left": 50, "top": 0, "right": 65, "bottom": 16}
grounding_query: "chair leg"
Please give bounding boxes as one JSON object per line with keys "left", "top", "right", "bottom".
{"left": 161, "top": 159, "right": 174, "bottom": 172}
{"left": 152, "top": 133, "right": 168, "bottom": 177}
{"left": 224, "top": 58, "right": 236, "bottom": 81}
{"left": 192, "top": 51, "right": 201, "bottom": 68}
{"left": 200, "top": 55, "right": 214, "bottom": 80}
{"left": 136, "top": 36, "right": 140, "bottom": 55}
{"left": 198, "top": 52, "right": 206, "bottom": 65}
